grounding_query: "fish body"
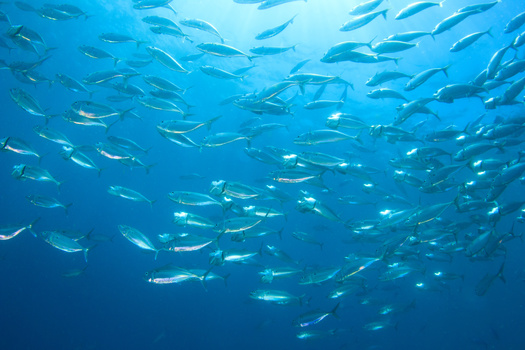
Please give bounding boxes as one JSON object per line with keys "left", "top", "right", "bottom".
{"left": 173, "top": 212, "right": 215, "bottom": 229}
{"left": 168, "top": 191, "right": 223, "bottom": 207}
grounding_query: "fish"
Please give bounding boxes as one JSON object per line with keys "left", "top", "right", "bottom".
{"left": 179, "top": 18, "right": 225, "bottom": 43}
{"left": 292, "top": 303, "right": 340, "bottom": 327}
{"left": 475, "top": 263, "right": 505, "bottom": 296}
{"left": 150, "top": 26, "right": 193, "bottom": 43}
{"left": 404, "top": 66, "right": 450, "bottom": 91}
{"left": 98, "top": 33, "right": 148, "bottom": 48}
{"left": 340, "top": 9, "right": 388, "bottom": 32}
{"left": 432, "top": 10, "right": 482, "bottom": 37}
{"left": 250, "top": 45, "right": 297, "bottom": 55}
{"left": 118, "top": 225, "right": 159, "bottom": 259}
{"left": 0, "top": 137, "right": 43, "bottom": 160}
{"left": 255, "top": 14, "right": 297, "bottom": 40}
{"left": 450, "top": 29, "right": 493, "bottom": 52}
{"left": 258, "top": 0, "right": 307, "bottom": 10}
{"left": 9, "top": 88, "right": 52, "bottom": 118}
{"left": 200, "top": 65, "right": 245, "bottom": 79}
{"left": 168, "top": 191, "right": 223, "bottom": 208}
{"left": 108, "top": 186, "right": 156, "bottom": 207}
{"left": 395, "top": 1, "right": 445, "bottom": 20}
{"left": 196, "top": 42, "right": 257, "bottom": 60}
{"left": 26, "top": 195, "right": 72, "bottom": 214}
{"left": 0, "top": 218, "right": 39, "bottom": 241}
{"left": 201, "top": 132, "right": 251, "bottom": 148}
{"left": 60, "top": 146, "right": 102, "bottom": 175}
{"left": 41, "top": 231, "right": 94, "bottom": 262}
{"left": 349, "top": 0, "right": 384, "bottom": 16}
{"left": 294, "top": 129, "right": 360, "bottom": 145}
{"left": 250, "top": 289, "right": 306, "bottom": 305}
{"left": 11, "top": 164, "right": 63, "bottom": 189}
{"left": 78, "top": 45, "right": 120, "bottom": 66}
{"left": 146, "top": 46, "right": 189, "bottom": 73}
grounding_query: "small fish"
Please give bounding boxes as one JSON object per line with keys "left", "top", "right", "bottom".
{"left": 292, "top": 303, "right": 340, "bottom": 327}
{"left": 179, "top": 18, "right": 225, "bottom": 43}
{"left": 26, "top": 195, "right": 72, "bottom": 214}
{"left": 256, "top": 14, "right": 297, "bottom": 40}
{"left": 118, "top": 225, "right": 159, "bottom": 259}
{"left": 108, "top": 186, "right": 156, "bottom": 207}
{"left": 98, "top": 33, "right": 148, "bottom": 48}
{"left": 0, "top": 218, "right": 39, "bottom": 240}
{"left": 395, "top": 1, "right": 445, "bottom": 20}
{"left": 41, "top": 231, "right": 94, "bottom": 262}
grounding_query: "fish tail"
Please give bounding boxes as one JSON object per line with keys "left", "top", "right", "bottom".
{"left": 84, "top": 244, "right": 97, "bottom": 263}
{"left": 201, "top": 266, "right": 214, "bottom": 291}
{"left": 439, "top": 0, "right": 446, "bottom": 7}
{"left": 497, "top": 262, "right": 506, "bottom": 283}
{"left": 149, "top": 199, "right": 157, "bottom": 209}
{"left": 136, "top": 40, "right": 149, "bottom": 49}
{"left": 331, "top": 302, "right": 341, "bottom": 319}
{"left": 64, "top": 203, "right": 73, "bottom": 216}
{"left": 381, "top": 9, "right": 388, "bottom": 20}
{"left": 442, "top": 64, "right": 452, "bottom": 78}
{"left": 28, "top": 217, "right": 41, "bottom": 231}
{"left": 206, "top": 115, "right": 222, "bottom": 131}
{"left": 113, "top": 57, "right": 120, "bottom": 67}
{"left": 154, "top": 249, "right": 159, "bottom": 261}
{"left": 223, "top": 273, "right": 231, "bottom": 287}
{"left": 366, "top": 36, "right": 377, "bottom": 49}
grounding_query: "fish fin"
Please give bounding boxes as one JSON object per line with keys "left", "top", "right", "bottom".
{"left": 154, "top": 249, "right": 159, "bottom": 261}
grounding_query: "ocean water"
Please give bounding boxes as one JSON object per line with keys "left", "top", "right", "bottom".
{"left": 1, "top": 0, "right": 525, "bottom": 349}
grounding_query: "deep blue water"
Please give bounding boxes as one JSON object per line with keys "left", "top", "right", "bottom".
{"left": 1, "top": 0, "right": 525, "bottom": 349}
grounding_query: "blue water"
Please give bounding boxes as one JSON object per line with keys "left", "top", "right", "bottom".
{"left": 1, "top": 0, "right": 525, "bottom": 349}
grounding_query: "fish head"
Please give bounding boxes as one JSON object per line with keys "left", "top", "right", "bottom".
{"left": 172, "top": 212, "right": 188, "bottom": 225}
{"left": 209, "top": 180, "right": 226, "bottom": 196}
{"left": 209, "top": 249, "right": 224, "bottom": 266}
{"left": 0, "top": 137, "right": 8, "bottom": 149}
{"left": 143, "top": 270, "right": 155, "bottom": 283}
{"left": 11, "top": 164, "right": 25, "bottom": 179}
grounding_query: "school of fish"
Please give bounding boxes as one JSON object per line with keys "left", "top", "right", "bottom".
{"left": 1, "top": 0, "right": 525, "bottom": 342}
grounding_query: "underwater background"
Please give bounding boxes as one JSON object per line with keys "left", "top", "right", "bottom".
{"left": 1, "top": 0, "right": 525, "bottom": 349}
